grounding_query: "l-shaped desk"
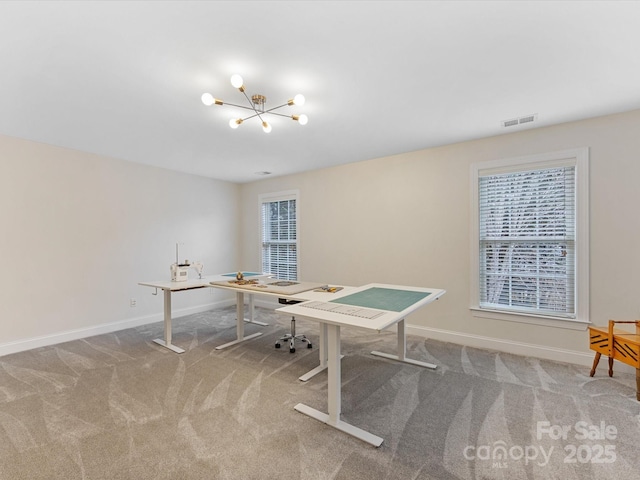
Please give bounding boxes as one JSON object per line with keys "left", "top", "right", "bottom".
{"left": 139, "top": 274, "right": 445, "bottom": 446}
{"left": 139, "top": 272, "right": 338, "bottom": 354}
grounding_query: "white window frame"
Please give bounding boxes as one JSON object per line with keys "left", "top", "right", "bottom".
{"left": 259, "top": 190, "right": 299, "bottom": 280}
{"left": 470, "top": 148, "right": 589, "bottom": 330}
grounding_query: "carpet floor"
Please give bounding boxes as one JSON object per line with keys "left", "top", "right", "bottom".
{"left": 1, "top": 306, "right": 639, "bottom": 479}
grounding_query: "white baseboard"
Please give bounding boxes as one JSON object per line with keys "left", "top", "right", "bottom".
{"left": 0, "top": 298, "right": 235, "bottom": 357}
{"left": 405, "top": 324, "right": 638, "bottom": 374}
{"left": 260, "top": 298, "right": 605, "bottom": 369}
{"left": 12, "top": 298, "right": 628, "bottom": 376}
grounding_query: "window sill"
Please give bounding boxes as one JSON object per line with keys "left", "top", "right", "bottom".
{"left": 470, "top": 307, "right": 589, "bottom": 331}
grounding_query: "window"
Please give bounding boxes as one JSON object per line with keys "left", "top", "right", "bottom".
{"left": 260, "top": 191, "right": 298, "bottom": 280}
{"left": 470, "top": 149, "right": 589, "bottom": 327}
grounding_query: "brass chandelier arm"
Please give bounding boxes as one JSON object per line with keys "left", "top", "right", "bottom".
{"left": 217, "top": 102, "right": 293, "bottom": 115}
{"left": 217, "top": 102, "right": 295, "bottom": 120}
{"left": 202, "top": 74, "right": 307, "bottom": 132}
{"left": 264, "top": 111, "right": 296, "bottom": 119}
{"left": 239, "top": 89, "right": 267, "bottom": 124}
{"left": 237, "top": 112, "right": 301, "bottom": 124}
{"left": 219, "top": 101, "right": 260, "bottom": 112}
{"left": 263, "top": 102, "right": 290, "bottom": 112}
{"left": 238, "top": 112, "right": 262, "bottom": 122}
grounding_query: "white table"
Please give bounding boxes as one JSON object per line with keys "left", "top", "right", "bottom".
{"left": 139, "top": 272, "right": 271, "bottom": 353}
{"left": 139, "top": 273, "right": 350, "bottom": 356}
{"left": 277, "top": 283, "right": 446, "bottom": 447}
{"left": 207, "top": 280, "right": 350, "bottom": 356}
{"left": 209, "top": 281, "right": 355, "bottom": 379}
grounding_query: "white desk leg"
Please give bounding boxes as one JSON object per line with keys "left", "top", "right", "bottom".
{"left": 299, "top": 322, "right": 344, "bottom": 382}
{"left": 215, "top": 291, "right": 262, "bottom": 350}
{"left": 237, "top": 292, "right": 244, "bottom": 339}
{"left": 244, "top": 293, "right": 268, "bottom": 326}
{"left": 153, "top": 289, "right": 185, "bottom": 354}
{"left": 327, "top": 324, "right": 341, "bottom": 423}
{"left": 371, "top": 319, "right": 436, "bottom": 370}
{"left": 299, "top": 323, "right": 328, "bottom": 381}
{"left": 397, "top": 318, "right": 407, "bottom": 360}
{"left": 295, "top": 323, "right": 383, "bottom": 447}
{"left": 321, "top": 322, "right": 328, "bottom": 368}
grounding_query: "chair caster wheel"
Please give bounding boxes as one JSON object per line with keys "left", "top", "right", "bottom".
{"left": 275, "top": 343, "right": 281, "bottom": 349}
{"left": 307, "top": 343, "right": 312, "bottom": 349}
{"left": 290, "top": 348, "right": 296, "bottom": 353}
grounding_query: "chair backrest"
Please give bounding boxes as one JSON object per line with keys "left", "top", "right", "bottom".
{"left": 608, "top": 319, "right": 640, "bottom": 355}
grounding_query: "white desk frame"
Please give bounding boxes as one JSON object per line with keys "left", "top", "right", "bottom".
{"left": 207, "top": 283, "right": 353, "bottom": 355}
{"left": 277, "top": 283, "right": 445, "bottom": 447}
{"left": 138, "top": 273, "right": 270, "bottom": 353}
{"left": 140, "top": 274, "right": 351, "bottom": 355}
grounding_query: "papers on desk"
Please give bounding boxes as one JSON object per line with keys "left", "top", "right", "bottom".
{"left": 299, "top": 301, "right": 385, "bottom": 320}
{"left": 313, "top": 286, "right": 344, "bottom": 293}
{"left": 210, "top": 279, "right": 327, "bottom": 295}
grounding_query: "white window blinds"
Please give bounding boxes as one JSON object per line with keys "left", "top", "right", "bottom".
{"left": 478, "top": 166, "right": 576, "bottom": 317}
{"left": 261, "top": 197, "right": 297, "bottom": 280}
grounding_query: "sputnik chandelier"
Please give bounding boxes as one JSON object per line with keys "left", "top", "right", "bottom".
{"left": 201, "top": 74, "right": 308, "bottom": 133}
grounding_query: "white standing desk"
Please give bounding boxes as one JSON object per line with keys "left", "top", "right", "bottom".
{"left": 209, "top": 280, "right": 355, "bottom": 379}
{"left": 138, "top": 272, "right": 270, "bottom": 353}
{"left": 207, "top": 280, "right": 350, "bottom": 353}
{"left": 277, "top": 283, "right": 446, "bottom": 447}
{"left": 139, "top": 273, "right": 350, "bottom": 355}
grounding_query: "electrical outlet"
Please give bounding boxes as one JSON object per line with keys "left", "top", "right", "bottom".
{"left": 130, "top": 298, "right": 137, "bottom": 307}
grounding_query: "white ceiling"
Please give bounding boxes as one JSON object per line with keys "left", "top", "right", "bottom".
{"left": 2, "top": 1, "right": 640, "bottom": 184}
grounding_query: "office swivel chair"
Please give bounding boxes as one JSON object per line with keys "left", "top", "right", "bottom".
{"left": 275, "top": 298, "right": 312, "bottom": 353}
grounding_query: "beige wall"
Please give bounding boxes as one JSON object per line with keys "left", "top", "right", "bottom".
{"left": 0, "top": 134, "right": 240, "bottom": 354}
{"left": 239, "top": 109, "right": 640, "bottom": 364}
{"left": 3, "top": 108, "right": 638, "bottom": 363}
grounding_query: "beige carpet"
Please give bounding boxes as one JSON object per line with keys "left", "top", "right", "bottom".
{"left": 1, "top": 306, "right": 639, "bottom": 479}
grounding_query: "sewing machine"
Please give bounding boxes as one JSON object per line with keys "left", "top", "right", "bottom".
{"left": 170, "top": 260, "right": 203, "bottom": 282}
{"left": 170, "top": 243, "right": 203, "bottom": 282}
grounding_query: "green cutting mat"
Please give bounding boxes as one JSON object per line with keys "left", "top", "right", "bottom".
{"left": 330, "top": 287, "right": 431, "bottom": 312}
{"left": 222, "top": 272, "right": 263, "bottom": 277}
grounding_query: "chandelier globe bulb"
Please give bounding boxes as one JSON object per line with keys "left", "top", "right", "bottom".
{"left": 230, "top": 74, "right": 244, "bottom": 89}
{"left": 201, "top": 93, "right": 214, "bottom": 106}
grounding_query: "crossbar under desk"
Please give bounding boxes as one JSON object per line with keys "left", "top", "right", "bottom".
{"left": 371, "top": 319, "right": 437, "bottom": 369}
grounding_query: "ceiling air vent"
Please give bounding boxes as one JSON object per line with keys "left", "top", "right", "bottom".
{"left": 502, "top": 114, "right": 537, "bottom": 128}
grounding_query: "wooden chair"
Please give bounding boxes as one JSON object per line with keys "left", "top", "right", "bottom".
{"left": 588, "top": 320, "right": 640, "bottom": 400}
